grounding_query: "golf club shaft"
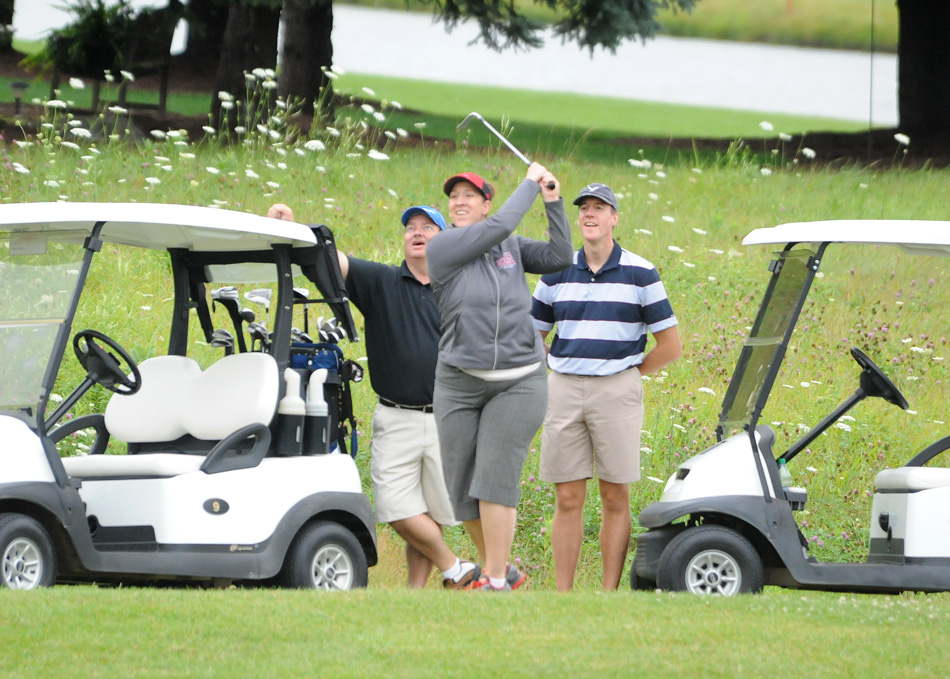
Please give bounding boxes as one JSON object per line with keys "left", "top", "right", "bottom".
{"left": 461, "top": 112, "right": 556, "bottom": 190}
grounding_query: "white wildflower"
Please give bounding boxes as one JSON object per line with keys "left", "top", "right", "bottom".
{"left": 69, "top": 127, "right": 92, "bottom": 138}
{"left": 367, "top": 150, "right": 389, "bottom": 161}
{"left": 245, "top": 169, "right": 259, "bottom": 179}
{"left": 779, "top": 132, "right": 793, "bottom": 141}
{"left": 801, "top": 147, "right": 816, "bottom": 159}
{"left": 304, "top": 139, "right": 326, "bottom": 152}
{"left": 361, "top": 103, "right": 374, "bottom": 114}
{"left": 61, "top": 141, "right": 80, "bottom": 150}
{"left": 43, "top": 180, "right": 61, "bottom": 188}
{"left": 120, "top": 70, "right": 135, "bottom": 82}
{"left": 698, "top": 387, "right": 716, "bottom": 396}
{"left": 668, "top": 245, "right": 683, "bottom": 253}
{"left": 362, "top": 87, "right": 376, "bottom": 96}
{"left": 202, "top": 125, "right": 216, "bottom": 135}
{"left": 760, "top": 168, "right": 773, "bottom": 176}
{"left": 45, "top": 99, "right": 68, "bottom": 109}
{"left": 373, "top": 111, "right": 385, "bottom": 122}
{"left": 894, "top": 133, "right": 910, "bottom": 146}
{"left": 759, "top": 121, "right": 774, "bottom": 131}
{"left": 206, "top": 167, "right": 220, "bottom": 174}
{"left": 150, "top": 130, "right": 166, "bottom": 139}
{"left": 145, "top": 177, "right": 160, "bottom": 185}
{"left": 662, "top": 216, "right": 675, "bottom": 223}
{"left": 692, "top": 228, "right": 707, "bottom": 235}
{"left": 218, "top": 91, "right": 234, "bottom": 102}
{"left": 266, "top": 181, "right": 280, "bottom": 189}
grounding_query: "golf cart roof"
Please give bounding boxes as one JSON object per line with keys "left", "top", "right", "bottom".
{"left": 0, "top": 202, "right": 316, "bottom": 251}
{"left": 743, "top": 220, "right": 950, "bottom": 257}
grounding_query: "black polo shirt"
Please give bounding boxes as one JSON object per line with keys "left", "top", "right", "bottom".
{"left": 345, "top": 257, "right": 441, "bottom": 406}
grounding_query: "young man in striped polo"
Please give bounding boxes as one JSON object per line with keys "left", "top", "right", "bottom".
{"left": 530, "top": 183, "right": 682, "bottom": 591}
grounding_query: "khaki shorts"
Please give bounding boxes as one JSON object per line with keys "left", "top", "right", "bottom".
{"left": 540, "top": 367, "right": 644, "bottom": 484}
{"left": 370, "top": 404, "right": 458, "bottom": 527}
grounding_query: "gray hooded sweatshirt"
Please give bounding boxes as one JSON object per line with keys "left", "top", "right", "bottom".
{"left": 426, "top": 179, "right": 573, "bottom": 371}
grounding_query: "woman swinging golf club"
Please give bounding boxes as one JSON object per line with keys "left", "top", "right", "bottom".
{"left": 426, "top": 162, "right": 573, "bottom": 591}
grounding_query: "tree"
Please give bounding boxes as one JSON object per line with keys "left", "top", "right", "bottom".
{"left": 896, "top": 0, "right": 950, "bottom": 146}
{"left": 180, "top": 0, "right": 229, "bottom": 68}
{"left": 210, "top": 1, "right": 280, "bottom": 126}
{"left": 1, "top": 0, "right": 16, "bottom": 52}
{"left": 278, "top": 0, "right": 334, "bottom": 117}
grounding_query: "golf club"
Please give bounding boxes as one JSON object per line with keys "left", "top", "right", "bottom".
{"left": 244, "top": 288, "right": 272, "bottom": 312}
{"left": 211, "top": 286, "right": 248, "bottom": 353}
{"left": 294, "top": 287, "right": 310, "bottom": 335}
{"left": 210, "top": 328, "right": 235, "bottom": 356}
{"left": 457, "top": 112, "right": 555, "bottom": 189}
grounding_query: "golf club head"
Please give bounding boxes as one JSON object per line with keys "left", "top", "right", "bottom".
{"left": 211, "top": 328, "right": 235, "bottom": 342}
{"left": 211, "top": 286, "right": 239, "bottom": 302}
{"left": 457, "top": 112, "right": 485, "bottom": 131}
{"left": 293, "top": 287, "right": 310, "bottom": 301}
{"left": 244, "top": 288, "right": 272, "bottom": 311}
{"left": 239, "top": 308, "right": 255, "bottom": 323}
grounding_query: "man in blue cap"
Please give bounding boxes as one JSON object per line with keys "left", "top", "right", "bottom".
{"left": 267, "top": 202, "right": 480, "bottom": 589}
{"left": 530, "top": 183, "right": 682, "bottom": 591}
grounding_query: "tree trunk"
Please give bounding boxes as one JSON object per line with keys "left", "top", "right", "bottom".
{"left": 279, "top": 0, "right": 334, "bottom": 118}
{"left": 0, "top": 0, "right": 14, "bottom": 51}
{"left": 210, "top": 2, "right": 280, "bottom": 128}
{"left": 181, "top": 0, "right": 229, "bottom": 70}
{"left": 897, "top": 0, "right": 950, "bottom": 150}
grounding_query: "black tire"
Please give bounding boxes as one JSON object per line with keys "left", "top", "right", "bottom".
{"left": 629, "top": 551, "right": 655, "bottom": 591}
{"left": 656, "top": 526, "right": 763, "bottom": 596}
{"left": 281, "top": 521, "right": 368, "bottom": 590}
{"left": 0, "top": 513, "right": 56, "bottom": 590}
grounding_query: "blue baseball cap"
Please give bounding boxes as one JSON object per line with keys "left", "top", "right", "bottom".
{"left": 401, "top": 205, "right": 446, "bottom": 230}
{"left": 573, "top": 183, "right": 619, "bottom": 212}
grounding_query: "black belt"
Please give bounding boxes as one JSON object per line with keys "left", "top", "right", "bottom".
{"left": 379, "top": 397, "right": 433, "bottom": 413}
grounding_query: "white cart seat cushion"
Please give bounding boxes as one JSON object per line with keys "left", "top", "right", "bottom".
{"left": 62, "top": 453, "right": 204, "bottom": 479}
{"left": 875, "top": 467, "right": 950, "bottom": 492}
{"left": 104, "top": 356, "right": 203, "bottom": 442}
{"left": 180, "top": 352, "right": 279, "bottom": 440}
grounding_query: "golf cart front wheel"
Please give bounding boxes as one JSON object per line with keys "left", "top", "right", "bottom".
{"left": 0, "top": 513, "right": 56, "bottom": 590}
{"left": 656, "top": 526, "right": 763, "bottom": 596}
{"left": 281, "top": 521, "right": 368, "bottom": 590}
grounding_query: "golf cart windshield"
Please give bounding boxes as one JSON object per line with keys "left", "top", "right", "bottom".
{"left": 0, "top": 231, "right": 85, "bottom": 410}
{"left": 717, "top": 246, "right": 821, "bottom": 438}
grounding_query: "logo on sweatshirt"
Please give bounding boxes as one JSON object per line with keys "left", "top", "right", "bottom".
{"left": 496, "top": 251, "right": 516, "bottom": 270}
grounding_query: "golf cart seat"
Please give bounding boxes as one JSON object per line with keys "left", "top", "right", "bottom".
{"left": 874, "top": 435, "right": 950, "bottom": 491}
{"left": 875, "top": 467, "right": 950, "bottom": 492}
{"left": 62, "top": 353, "right": 279, "bottom": 479}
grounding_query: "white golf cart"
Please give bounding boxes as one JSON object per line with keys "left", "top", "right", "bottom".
{"left": 0, "top": 202, "right": 376, "bottom": 590}
{"left": 633, "top": 220, "right": 950, "bottom": 595}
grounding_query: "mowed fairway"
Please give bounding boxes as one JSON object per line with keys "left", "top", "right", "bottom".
{"left": 1, "top": 586, "right": 948, "bottom": 677}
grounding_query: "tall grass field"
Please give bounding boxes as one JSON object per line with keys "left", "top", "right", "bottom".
{"left": 1, "top": 87, "right": 948, "bottom": 675}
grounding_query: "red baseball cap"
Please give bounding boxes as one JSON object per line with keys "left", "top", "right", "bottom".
{"left": 443, "top": 172, "right": 494, "bottom": 200}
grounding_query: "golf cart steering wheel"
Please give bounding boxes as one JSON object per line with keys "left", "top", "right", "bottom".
{"left": 73, "top": 330, "right": 142, "bottom": 396}
{"left": 850, "top": 347, "right": 908, "bottom": 410}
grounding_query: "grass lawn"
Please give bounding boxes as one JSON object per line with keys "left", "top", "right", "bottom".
{"left": 2, "top": 586, "right": 948, "bottom": 677}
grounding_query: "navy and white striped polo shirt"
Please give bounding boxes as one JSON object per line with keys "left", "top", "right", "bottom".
{"left": 531, "top": 241, "right": 677, "bottom": 376}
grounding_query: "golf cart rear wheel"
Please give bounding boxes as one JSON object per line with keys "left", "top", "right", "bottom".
{"left": 0, "top": 513, "right": 56, "bottom": 590}
{"left": 656, "top": 526, "right": 763, "bottom": 596}
{"left": 282, "top": 521, "right": 368, "bottom": 590}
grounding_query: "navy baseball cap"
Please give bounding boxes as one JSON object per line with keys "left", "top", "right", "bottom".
{"left": 401, "top": 205, "right": 446, "bottom": 230}
{"left": 443, "top": 172, "right": 494, "bottom": 201}
{"left": 573, "top": 183, "right": 618, "bottom": 212}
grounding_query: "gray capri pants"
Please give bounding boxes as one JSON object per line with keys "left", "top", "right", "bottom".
{"left": 433, "top": 361, "right": 548, "bottom": 521}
